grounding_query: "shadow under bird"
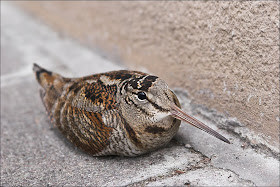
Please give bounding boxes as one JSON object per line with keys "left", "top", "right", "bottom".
{"left": 33, "top": 64, "right": 230, "bottom": 157}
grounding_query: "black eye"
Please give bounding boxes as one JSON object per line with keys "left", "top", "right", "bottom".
{"left": 137, "top": 92, "right": 147, "bottom": 100}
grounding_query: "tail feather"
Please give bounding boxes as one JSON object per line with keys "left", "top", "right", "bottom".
{"left": 33, "top": 63, "right": 58, "bottom": 89}
{"left": 33, "top": 63, "right": 66, "bottom": 115}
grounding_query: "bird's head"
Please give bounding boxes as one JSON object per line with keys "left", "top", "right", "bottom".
{"left": 119, "top": 73, "right": 230, "bottom": 144}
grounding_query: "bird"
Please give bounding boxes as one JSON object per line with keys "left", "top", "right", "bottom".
{"left": 33, "top": 63, "right": 230, "bottom": 157}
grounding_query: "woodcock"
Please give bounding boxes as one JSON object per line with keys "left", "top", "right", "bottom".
{"left": 33, "top": 64, "right": 230, "bottom": 157}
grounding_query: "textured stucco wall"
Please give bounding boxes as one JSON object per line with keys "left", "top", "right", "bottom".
{"left": 16, "top": 1, "right": 279, "bottom": 150}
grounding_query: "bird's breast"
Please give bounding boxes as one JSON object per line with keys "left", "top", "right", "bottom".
{"left": 126, "top": 115, "right": 181, "bottom": 153}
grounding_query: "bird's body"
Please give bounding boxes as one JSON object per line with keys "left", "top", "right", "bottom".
{"left": 33, "top": 64, "right": 229, "bottom": 157}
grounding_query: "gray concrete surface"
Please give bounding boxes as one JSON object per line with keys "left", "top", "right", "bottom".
{"left": 1, "top": 2, "right": 279, "bottom": 186}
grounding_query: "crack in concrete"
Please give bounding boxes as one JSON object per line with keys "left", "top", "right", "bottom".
{"left": 187, "top": 146, "right": 257, "bottom": 186}
{"left": 215, "top": 167, "right": 256, "bottom": 186}
{"left": 126, "top": 152, "right": 208, "bottom": 187}
{"left": 127, "top": 144, "right": 256, "bottom": 186}
{"left": 174, "top": 88, "right": 279, "bottom": 159}
{"left": 183, "top": 144, "right": 257, "bottom": 186}
{"left": 219, "top": 124, "right": 279, "bottom": 159}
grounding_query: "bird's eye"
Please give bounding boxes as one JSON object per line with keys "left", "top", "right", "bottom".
{"left": 137, "top": 92, "right": 147, "bottom": 100}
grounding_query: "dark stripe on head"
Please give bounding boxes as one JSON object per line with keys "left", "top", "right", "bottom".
{"left": 128, "top": 75, "right": 158, "bottom": 91}
{"left": 128, "top": 76, "right": 145, "bottom": 89}
{"left": 127, "top": 97, "right": 152, "bottom": 117}
{"left": 147, "top": 98, "right": 169, "bottom": 112}
{"left": 140, "top": 76, "right": 158, "bottom": 91}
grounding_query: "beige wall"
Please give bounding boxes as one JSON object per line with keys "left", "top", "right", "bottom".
{"left": 17, "top": 1, "right": 279, "bottom": 149}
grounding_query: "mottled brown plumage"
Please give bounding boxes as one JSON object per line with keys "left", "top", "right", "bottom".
{"left": 33, "top": 64, "right": 229, "bottom": 157}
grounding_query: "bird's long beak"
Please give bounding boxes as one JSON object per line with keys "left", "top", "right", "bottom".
{"left": 170, "top": 104, "right": 230, "bottom": 144}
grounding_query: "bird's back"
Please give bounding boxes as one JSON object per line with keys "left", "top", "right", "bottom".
{"left": 33, "top": 64, "right": 149, "bottom": 156}
{"left": 33, "top": 64, "right": 114, "bottom": 155}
